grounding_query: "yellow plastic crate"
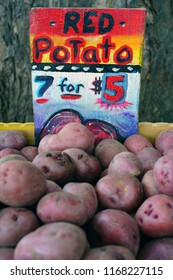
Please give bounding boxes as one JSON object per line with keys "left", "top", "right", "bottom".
{"left": 1, "top": 122, "right": 173, "bottom": 146}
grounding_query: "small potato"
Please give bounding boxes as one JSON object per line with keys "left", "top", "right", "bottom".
{"left": 14, "top": 222, "right": 89, "bottom": 260}
{"left": 32, "top": 151, "right": 76, "bottom": 185}
{"left": 94, "top": 139, "right": 127, "bottom": 169}
{"left": 20, "top": 146, "right": 38, "bottom": 161}
{"left": 90, "top": 209, "right": 140, "bottom": 256}
{"left": 135, "top": 194, "right": 173, "bottom": 237}
{"left": 153, "top": 155, "right": 173, "bottom": 195}
{"left": 46, "top": 180, "right": 62, "bottom": 193}
{"left": 63, "top": 148, "right": 102, "bottom": 183}
{"left": 0, "top": 130, "right": 27, "bottom": 151}
{"left": 0, "top": 160, "right": 47, "bottom": 206}
{"left": 0, "top": 148, "right": 22, "bottom": 159}
{"left": 108, "top": 151, "right": 143, "bottom": 178}
{"left": 95, "top": 173, "right": 143, "bottom": 212}
{"left": 137, "top": 238, "right": 173, "bottom": 260}
{"left": 124, "top": 134, "right": 153, "bottom": 154}
{"left": 38, "top": 122, "right": 95, "bottom": 154}
{"left": 155, "top": 129, "right": 173, "bottom": 154}
{"left": 83, "top": 245, "right": 135, "bottom": 260}
{"left": 141, "top": 170, "right": 160, "bottom": 198}
{"left": 0, "top": 207, "right": 39, "bottom": 247}
{"left": 0, "top": 248, "right": 14, "bottom": 260}
{"left": 136, "top": 147, "right": 161, "bottom": 173}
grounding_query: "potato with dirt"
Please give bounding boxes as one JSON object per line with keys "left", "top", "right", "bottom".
{"left": 38, "top": 122, "right": 95, "bottom": 154}
{"left": 137, "top": 237, "right": 173, "bottom": 260}
{"left": 63, "top": 148, "right": 102, "bottom": 183}
{"left": 135, "top": 194, "right": 173, "bottom": 237}
{"left": 36, "top": 182, "right": 98, "bottom": 225}
{"left": 0, "top": 130, "right": 27, "bottom": 151}
{"left": 0, "top": 207, "right": 40, "bottom": 247}
{"left": 95, "top": 173, "right": 143, "bottom": 212}
{"left": 89, "top": 209, "right": 140, "bottom": 256}
{"left": 83, "top": 245, "right": 135, "bottom": 260}
{"left": 32, "top": 150, "right": 76, "bottom": 185}
{"left": 124, "top": 134, "right": 153, "bottom": 154}
{"left": 108, "top": 151, "right": 143, "bottom": 178}
{"left": 94, "top": 138, "right": 127, "bottom": 169}
{"left": 0, "top": 159, "right": 47, "bottom": 206}
{"left": 14, "top": 222, "right": 89, "bottom": 260}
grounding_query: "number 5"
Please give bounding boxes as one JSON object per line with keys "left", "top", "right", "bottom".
{"left": 101, "top": 74, "right": 127, "bottom": 105}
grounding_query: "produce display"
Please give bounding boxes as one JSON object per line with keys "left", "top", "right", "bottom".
{"left": 0, "top": 123, "right": 173, "bottom": 260}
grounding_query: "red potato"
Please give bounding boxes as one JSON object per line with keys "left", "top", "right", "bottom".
{"left": 0, "top": 207, "right": 39, "bottom": 247}
{"left": 37, "top": 182, "right": 98, "bottom": 225}
{"left": 83, "top": 245, "right": 135, "bottom": 260}
{"left": 63, "top": 148, "right": 102, "bottom": 183}
{"left": 0, "top": 159, "right": 47, "bottom": 206}
{"left": 155, "top": 129, "right": 173, "bottom": 154}
{"left": 32, "top": 150, "right": 76, "bottom": 185}
{"left": 0, "top": 154, "right": 27, "bottom": 165}
{"left": 141, "top": 170, "right": 160, "bottom": 198}
{"left": 0, "top": 130, "right": 27, "bottom": 151}
{"left": 137, "top": 238, "right": 173, "bottom": 260}
{"left": 90, "top": 209, "right": 140, "bottom": 256}
{"left": 94, "top": 138, "right": 127, "bottom": 169}
{"left": 63, "top": 182, "right": 98, "bottom": 221}
{"left": 153, "top": 155, "right": 173, "bottom": 195}
{"left": 0, "top": 248, "right": 14, "bottom": 260}
{"left": 46, "top": 180, "right": 62, "bottom": 193}
{"left": 0, "top": 148, "right": 22, "bottom": 159}
{"left": 14, "top": 222, "right": 89, "bottom": 260}
{"left": 124, "top": 134, "right": 153, "bottom": 154}
{"left": 95, "top": 173, "right": 143, "bottom": 212}
{"left": 20, "top": 145, "right": 38, "bottom": 161}
{"left": 38, "top": 122, "right": 95, "bottom": 154}
{"left": 108, "top": 151, "right": 143, "bottom": 178}
{"left": 136, "top": 147, "right": 161, "bottom": 173}
{"left": 163, "top": 145, "right": 173, "bottom": 156}
{"left": 135, "top": 194, "right": 173, "bottom": 238}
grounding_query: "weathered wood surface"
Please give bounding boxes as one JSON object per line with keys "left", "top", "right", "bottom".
{"left": 0, "top": 0, "right": 173, "bottom": 122}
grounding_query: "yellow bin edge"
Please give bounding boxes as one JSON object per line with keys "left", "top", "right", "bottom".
{"left": 1, "top": 122, "right": 173, "bottom": 146}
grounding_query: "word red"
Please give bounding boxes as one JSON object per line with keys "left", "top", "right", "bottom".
{"left": 32, "top": 35, "right": 133, "bottom": 65}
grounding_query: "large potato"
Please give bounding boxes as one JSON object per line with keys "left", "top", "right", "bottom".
{"left": 0, "top": 207, "right": 39, "bottom": 247}
{"left": 0, "top": 130, "right": 27, "bottom": 150}
{"left": 108, "top": 151, "right": 143, "bottom": 178}
{"left": 90, "top": 209, "right": 140, "bottom": 256}
{"left": 32, "top": 151, "right": 76, "bottom": 185}
{"left": 83, "top": 245, "right": 135, "bottom": 260}
{"left": 38, "top": 122, "right": 95, "bottom": 154}
{"left": 94, "top": 139, "right": 127, "bottom": 169}
{"left": 37, "top": 182, "right": 98, "bottom": 225}
{"left": 63, "top": 148, "right": 102, "bottom": 183}
{"left": 0, "top": 159, "right": 47, "bottom": 206}
{"left": 95, "top": 173, "right": 143, "bottom": 212}
{"left": 135, "top": 194, "right": 173, "bottom": 237}
{"left": 14, "top": 222, "right": 89, "bottom": 260}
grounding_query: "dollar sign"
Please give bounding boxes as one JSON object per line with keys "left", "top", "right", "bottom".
{"left": 91, "top": 77, "right": 102, "bottom": 95}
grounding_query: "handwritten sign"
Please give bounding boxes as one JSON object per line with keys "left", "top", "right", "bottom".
{"left": 29, "top": 8, "right": 146, "bottom": 144}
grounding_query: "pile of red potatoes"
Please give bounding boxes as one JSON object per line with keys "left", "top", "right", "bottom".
{"left": 1, "top": 122, "right": 173, "bottom": 260}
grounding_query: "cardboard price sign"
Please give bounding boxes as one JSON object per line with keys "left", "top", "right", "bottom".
{"left": 29, "top": 8, "right": 146, "bottom": 144}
